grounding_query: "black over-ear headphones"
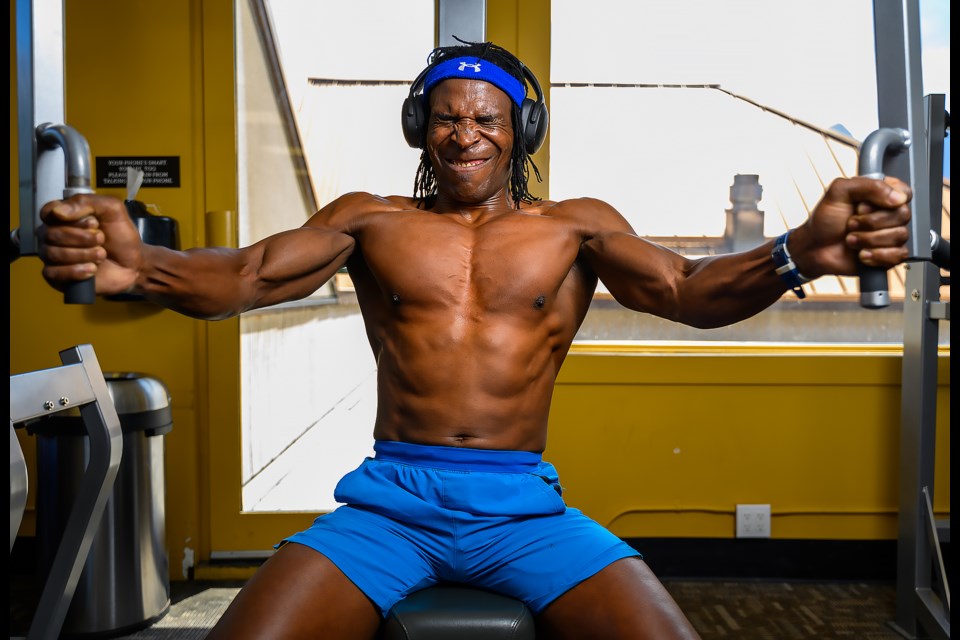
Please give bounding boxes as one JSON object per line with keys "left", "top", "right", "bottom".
{"left": 401, "top": 61, "right": 549, "bottom": 155}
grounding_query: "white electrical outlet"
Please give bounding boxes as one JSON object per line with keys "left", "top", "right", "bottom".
{"left": 736, "top": 504, "right": 771, "bottom": 538}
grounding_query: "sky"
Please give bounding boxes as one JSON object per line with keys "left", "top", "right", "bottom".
{"left": 552, "top": 0, "right": 949, "bottom": 177}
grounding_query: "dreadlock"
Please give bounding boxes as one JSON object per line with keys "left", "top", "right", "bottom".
{"left": 412, "top": 38, "right": 543, "bottom": 209}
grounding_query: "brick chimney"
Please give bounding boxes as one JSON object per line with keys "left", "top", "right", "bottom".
{"left": 724, "top": 174, "right": 765, "bottom": 253}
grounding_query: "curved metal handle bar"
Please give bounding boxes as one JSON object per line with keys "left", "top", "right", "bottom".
{"left": 856, "top": 127, "right": 911, "bottom": 309}
{"left": 36, "top": 123, "right": 97, "bottom": 304}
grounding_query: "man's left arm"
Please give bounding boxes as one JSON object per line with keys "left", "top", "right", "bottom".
{"left": 578, "top": 176, "right": 911, "bottom": 329}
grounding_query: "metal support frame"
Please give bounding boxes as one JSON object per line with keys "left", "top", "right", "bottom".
{"left": 871, "top": 2, "right": 951, "bottom": 638}
{"left": 10, "top": 422, "right": 29, "bottom": 553}
{"left": 15, "top": 0, "right": 96, "bottom": 303}
{"left": 10, "top": 345, "right": 124, "bottom": 640}
{"left": 871, "top": 0, "right": 931, "bottom": 261}
{"left": 890, "top": 97, "right": 950, "bottom": 640}
{"left": 16, "top": 0, "right": 65, "bottom": 257}
{"left": 438, "top": 0, "right": 486, "bottom": 47}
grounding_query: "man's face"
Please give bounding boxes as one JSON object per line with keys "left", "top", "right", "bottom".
{"left": 425, "top": 78, "right": 515, "bottom": 205}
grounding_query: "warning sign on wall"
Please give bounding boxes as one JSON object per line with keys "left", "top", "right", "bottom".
{"left": 96, "top": 156, "right": 181, "bottom": 188}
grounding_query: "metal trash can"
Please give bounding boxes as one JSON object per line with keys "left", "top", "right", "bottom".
{"left": 29, "top": 373, "right": 172, "bottom": 637}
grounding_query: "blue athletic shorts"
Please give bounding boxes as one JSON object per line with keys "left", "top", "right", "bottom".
{"left": 278, "top": 440, "right": 640, "bottom": 617}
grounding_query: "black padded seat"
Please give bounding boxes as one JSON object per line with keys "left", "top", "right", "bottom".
{"left": 382, "top": 585, "right": 536, "bottom": 639}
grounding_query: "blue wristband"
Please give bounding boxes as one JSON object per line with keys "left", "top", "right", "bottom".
{"left": 772, "top": 231, "right": 812, "bottom": 299}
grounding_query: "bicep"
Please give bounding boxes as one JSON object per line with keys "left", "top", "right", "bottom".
{"left": 246, "top": 225, "right": 356, "bottom": 309}
{"left": 565, "top": 198, "right": 692, "bottom": 317}
{"left": 581, "top": 231, "right": 693, "bottom": 318}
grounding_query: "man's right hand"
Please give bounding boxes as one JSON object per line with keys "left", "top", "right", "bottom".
{"left": 38, "top": 194, "right": 143, "bottom": 297}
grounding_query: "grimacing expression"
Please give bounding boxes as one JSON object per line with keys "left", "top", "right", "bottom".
{"left": 426, "top": 78, "right": 516, "bottom": 205}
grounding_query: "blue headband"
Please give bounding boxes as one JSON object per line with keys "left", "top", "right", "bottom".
{"left": 421, "top": 57, "right": 527, "bottom": 107}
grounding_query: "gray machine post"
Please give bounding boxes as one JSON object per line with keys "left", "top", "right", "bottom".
{"left": 871, "top": 2, "right": 951, "bottom": 638}
{"left": 891, "top": 94, "right": 951, "bottom": 640}
{"left": 438, "top": 0, "right": 486, "bottom": 46}
{"left": 870, "top": 0, "right": 932, "bottom": 265}
{"left": 15, "top": 0, "right": 96, "bottom": 303}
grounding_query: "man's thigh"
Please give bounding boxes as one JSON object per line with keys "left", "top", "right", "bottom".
{"left": 535, "top": 557, "right": 701, "bottom": 640}
{"left": 460, "top": 506, "right": 638, "bottom": 613}
{"left": 207, "top": 543, "right": 382, "bottom": 640}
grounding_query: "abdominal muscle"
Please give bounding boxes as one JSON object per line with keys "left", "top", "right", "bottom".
{"left": 369, "top": 310, "right": 567, "bottom": 453}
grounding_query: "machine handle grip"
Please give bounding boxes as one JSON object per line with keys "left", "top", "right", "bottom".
{"left": 37, "top": 123, "right": 97, "bottom": 305}
{"left": 60, "top": 186, "right": 97, "bottom": 305}
{"left": 856, "top": 128, "right": 910, "bottom": 309}
{"left": 64, "top": 279, "right": 96, "bottom": 304}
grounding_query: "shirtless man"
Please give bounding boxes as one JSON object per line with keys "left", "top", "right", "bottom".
{"left": 37, "top": 42, "right": 911, "bottom": 639}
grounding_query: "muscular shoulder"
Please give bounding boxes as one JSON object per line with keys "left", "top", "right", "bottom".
{"left": 540, "top": 197, "right": 635, "bottom": 239}
{"left": 304, "top": 191, "right": 419, "bottom": 234}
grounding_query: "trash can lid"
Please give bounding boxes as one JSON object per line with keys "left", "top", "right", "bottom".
{"left": 103, "top": 373, "right": 171, "bottom": 414}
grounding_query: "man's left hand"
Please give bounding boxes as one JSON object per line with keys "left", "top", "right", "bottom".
{"left": 788, "top": 176, "right": 912, "bottom": 279}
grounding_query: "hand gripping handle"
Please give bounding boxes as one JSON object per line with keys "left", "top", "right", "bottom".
{"left": 856, "top": 128, "right": 910, "bottom": 309}
{"left": 37, "top": 123, "right": 97, "bottom": 304}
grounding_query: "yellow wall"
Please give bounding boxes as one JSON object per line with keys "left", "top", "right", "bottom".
{"left": 547, "top": 344, "right": 950, "bottom": 540}
{"left": 9, "top": 1, "right": 951, "bottom": 584}
{"left": 10, "top": 0, "right": 219, "bottom": 572}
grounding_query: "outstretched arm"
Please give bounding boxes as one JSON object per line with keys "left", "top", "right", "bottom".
{"left": 577, "top": 176, "right": 911, "bottom": 329}
{"left": 38, "top": 193, "right": 359, "bottom": 320}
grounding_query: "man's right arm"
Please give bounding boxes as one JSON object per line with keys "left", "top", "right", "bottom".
{"left": 38, "top": 194, "right": 357, "bottom": 320}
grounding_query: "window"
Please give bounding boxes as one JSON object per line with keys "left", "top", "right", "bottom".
{"left": 550, "top": 0, "right": 948, "bottom": 344}
{"left": 236, "top": 0, "right": 434, "bottom": 511}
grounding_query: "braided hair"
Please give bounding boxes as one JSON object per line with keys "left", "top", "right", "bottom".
{"left": 413, "top": 39, "right": 543, "bottom": 209}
